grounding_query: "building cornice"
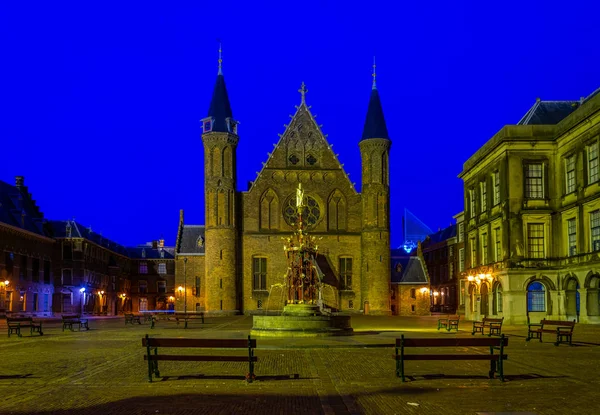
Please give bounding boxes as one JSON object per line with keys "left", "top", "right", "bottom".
{"left": 0, "top": 222, "right": 55, "bottom": 243}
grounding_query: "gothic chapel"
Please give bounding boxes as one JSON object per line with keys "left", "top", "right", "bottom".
{"left": 175, "top": 53, "right": 393, "bottom": 315}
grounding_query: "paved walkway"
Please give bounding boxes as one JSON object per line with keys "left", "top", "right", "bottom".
{"left": 0, "top": 315, "right": 599, "bottom": 415}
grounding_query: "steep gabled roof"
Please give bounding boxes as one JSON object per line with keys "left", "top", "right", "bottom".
{"left": 128, "top": 246, "right": 174, "bottom": 259}
{"left": 49, "top": 219, "right": 129, "bottom": 256}
{"left": 361, "top": 88, "right": 389, "bottom": 141}
{"left": 517, "top": 99, "right": 580, "bottom": 125}
{"left": 391, "top": 249, "right": 429, "bottom": 284}
{"left": 207, "top": 74, "right": 233, "bottom": 132}
{"left": 422, "top": 224, "right": 456, "bottom": 247}
{"left": 177, "top": 225, "right": 206, "bottom": 255}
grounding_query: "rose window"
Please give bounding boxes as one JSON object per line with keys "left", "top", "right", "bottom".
{"left": 283, "top": 195, "right": 321, "bottom": 229}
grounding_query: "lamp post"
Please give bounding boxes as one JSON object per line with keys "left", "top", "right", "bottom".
{"left": 79, "top": 287, "right": 86, "bottom": 315}
{"left": 183, "top": 257, "right": 188, "bottom": 314}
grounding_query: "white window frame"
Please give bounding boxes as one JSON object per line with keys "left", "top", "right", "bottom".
{"left": 567, "top": 217, "right": 577, "bottom": 256}
{"left": 459, "top": 248, "right": 465, "bottom": 272}
{"left": 565, "top": 155, "right": 576, "bottom": 194}
{"left": 525, "top": 163, "right": 544, "bottom": 199}
{"left": 588, "top": 142, "right": 599, "bottom": 184}
{"left": 493, "top": 170, "right": 500, "bottom": 206}
{"left": 480, "top": 181, "right": 487, "bottom": 212}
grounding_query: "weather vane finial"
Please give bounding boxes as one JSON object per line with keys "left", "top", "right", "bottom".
{"left": 372, "top": 56, "right": 377, "bottom": 90}
{"left": 217, "top": 39, "right": 223, "bottom": 75}
{"left": 299, "top": 82, "right": 308, "bottom": 104}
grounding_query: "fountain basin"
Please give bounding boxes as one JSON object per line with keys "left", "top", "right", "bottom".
{"left": 251, "top": 313, "right": 353, "bottom": 337}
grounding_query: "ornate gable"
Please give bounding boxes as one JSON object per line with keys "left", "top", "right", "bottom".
{"left": 249, "top": 84, "right": 355, "bottom": 193}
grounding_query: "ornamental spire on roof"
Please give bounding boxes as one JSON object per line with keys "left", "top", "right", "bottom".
{"left": 372, "top": 56, "right": 377, "bottom": 90}
{"left": 299, "top": 82, "right": 308, "bottom": 105}
{"left": 217, "top": 39, "right": 223, "bottom": 75}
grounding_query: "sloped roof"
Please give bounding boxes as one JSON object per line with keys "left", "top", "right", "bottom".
{"left": 207, "top": 74, "right": 233, "bottom": 132}
{"left": 178, "top": 225, "right": 206, "bottom": 254}
{"left": 49, "top": 220, "right": 129, "bottom": 256}
{"left": 517, "top": 100, "right": 580, "bottom": 125}
{"left": 0, "top": 178, "right": 52, "bottom": 238}
{"left": 422, "top": 224, "right": 456, "bottom": 247}
{"left": 361, "top": 88, "right": 389, "bottom": 141}
{"left": 391, "top": 250, "right": 428, "bottom": 284}
{"left": 128, "top": 246, "right": 175, "bottom": 260}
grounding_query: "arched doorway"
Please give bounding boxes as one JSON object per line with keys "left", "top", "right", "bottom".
{"left": 587, "top": 274, "right": 600, "bottom": 316}
{"left": 564, "top": 277, "right": 580, "bottom": 321}
{"left": 492, "top": 282, "right": 503, "bottom": 315}
{"left": 480, "top": 283, "right": 489, "bottom": 317}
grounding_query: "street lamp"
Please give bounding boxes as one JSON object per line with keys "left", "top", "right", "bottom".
{"left": 183, "top": 257, "right": 188, "bottom": 314}
{"left": 79, "top": 287, "right": 86, "bottom": 315}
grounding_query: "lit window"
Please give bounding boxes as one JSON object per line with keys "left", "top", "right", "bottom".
{"left": 527, "top": 223, "right": 545, "bottom": 258}
{"left": 493, "top": 283, "right": 503, "bottom": 314}
{"left": 469, "top": 189, "right": 476, "bottom": 216}
{"left": 458, "top": 223, "right": 464, "bottom": 243}
{"left": 139, "top": 262, "right": 148, "bottom": 274}
{"left": 525, "top": 163, "right": 544, "bottom": 199}
{"left": 470, "top": 238, "right": 476, "bottom": 267}
{"left": 527, "top": 281, "right": 545, "bottom": 312}
{"left": 565, "top": 155, "right": 576, "bottom": 194}
{"left": 459, "top": 248, "right": 465, "bottom": 272}
{"left": 158, "top": 263, "right": 166, "bottom": 275}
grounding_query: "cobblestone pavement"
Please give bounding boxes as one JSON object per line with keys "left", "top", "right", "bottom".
{"left": 0, "top": 315, "right": 599, "bottom": 414}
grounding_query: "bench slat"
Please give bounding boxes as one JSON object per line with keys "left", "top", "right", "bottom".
{"left": 396, "top": 338, "right": 508, "bottom": 347}
{"left": 144, "top": 355, "right": 257, "bottom": 362}
{"left": 395, "top": 354, "right": 507, "bottom": 361}
{"left": 143, "top": 338, "right": 256, "bottom": 348}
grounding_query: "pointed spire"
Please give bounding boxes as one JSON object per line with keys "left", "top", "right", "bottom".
{"left": 217, "top": 40, "right": 223, "bottom": 75}
{"left": 361, "top": 61, "right": 389, "bottom": 141}
{"left": 299, "top": 82, "right": 308, "bottom": 105}
{"left": 206, "top": 41, "right": 234, "bottom": 133}
{"left": 372, "top": 56, "right": 377, "bottom": 90}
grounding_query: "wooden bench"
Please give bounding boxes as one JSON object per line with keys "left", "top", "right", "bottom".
{"left": 62, "top": 315, "right": 90, "bottom": 332}
{"left": 125, "top": 313, "right": 142, "bottom": 325}
{"left": 142, "top": 334, "right": 257, "bottom": 383}
{"left": 175, "top": 312, "right": 205, "bottom": 329}
{"left": 7, "top": 317, "right": 43, "bottom": 338}
{"left": 394, "top": 334, "right": 508, "bottom": 382}
{"left": 472, "top": 317, "right": 504, "bottom": 336}
{"left": 526, "top": 319, "right": 576, "bottom": 346}
{"left": 437, "top": 315, "right": 460, "bottom": 331}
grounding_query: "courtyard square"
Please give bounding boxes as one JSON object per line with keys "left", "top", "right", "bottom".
{"left": 1, "top": 315, "right": 599, "bottom": 415}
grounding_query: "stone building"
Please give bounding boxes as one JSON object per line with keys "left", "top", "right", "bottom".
{"left": 390, "top": 245, "right": 430, "bottom": 316}
{"left": 49, "top": 220, "right": 130, "bottom": 315}
{"left": 175, "top": 57, "right": 393, "bottom": 315}
{"left": 459, "top": 87, "right": 600, "bottom": 324}
{"left": 0, "top": 177, "right": 55, "bottom": 316}
{"left": 421, "top": 224, "right": 458, "bottom": 313}
{"left": 127, "top": 240, "right": 175, "bottom": 313}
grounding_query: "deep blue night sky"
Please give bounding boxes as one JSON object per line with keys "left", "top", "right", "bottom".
{"left": 1, "top": 2, "right": 599, "bottom": 248}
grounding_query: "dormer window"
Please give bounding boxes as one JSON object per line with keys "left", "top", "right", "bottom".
{"left": 141, "top": 249, "right": 146, "bottom": 258}
{"left": 197, "top": 236, "right": 205, "bottom": 248}
{"left": 160, "top": 250, "right": 164, "bottom": 258}
{"left": 226, "top": 118, "right": 238, "bottom": 134}
{"left": 66, "top": 223, "right": 72, "bottom": 238}
{"left": 202, "top": 118, "right": 213, "bottom": 133}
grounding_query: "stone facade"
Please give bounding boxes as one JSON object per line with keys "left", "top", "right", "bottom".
{"left": 175, "top": 73, "right": 393, "bottom": 315}
{"left": 460, "top": 88, "right": 600, "bottom": 324}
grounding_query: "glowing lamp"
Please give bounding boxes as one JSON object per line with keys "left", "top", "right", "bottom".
{"left": 4, "top": 280, "right": 8, "bottom": 285}
{"left": 79, "top": 287, "right": 86, "bottom": 293}
{"left": 177, "top": 286, "right": 184, "bottom": 292}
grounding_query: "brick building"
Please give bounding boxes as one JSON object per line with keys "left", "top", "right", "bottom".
{"left": 0, "top": 177, "right": 55, "bottom": 315}
{"left": 127, "top": 240, "right": 175, "bottom": 313}
{"left": 421, "top": 224, "right": 458, "bottom": 313}
{"left": 175, "top": 57, "right": 393, "bottom": 315}
{"left": 390, "top": 245, "right": 430, "bottom": 316}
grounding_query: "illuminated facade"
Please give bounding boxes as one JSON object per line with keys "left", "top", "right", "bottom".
{"left": 459, "top": 88, "right": 600, "bottom": 324}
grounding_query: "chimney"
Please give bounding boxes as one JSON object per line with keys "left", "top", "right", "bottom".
{"left": 15, "top": 176, "right": 24, "bottom": 189}
{"left": 152, "top": 240, "right": 158, "bottom": 249}
{"left": 159, "top": 239, "right": 165, "bottom": 248}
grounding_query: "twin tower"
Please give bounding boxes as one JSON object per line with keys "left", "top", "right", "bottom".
{"left": 196, "top": 54, "right": 392, "bottom": 315}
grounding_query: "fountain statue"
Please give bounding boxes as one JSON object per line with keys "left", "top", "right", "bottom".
{"left": 251, "top": 183, "right": 353, "bottom": 337}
